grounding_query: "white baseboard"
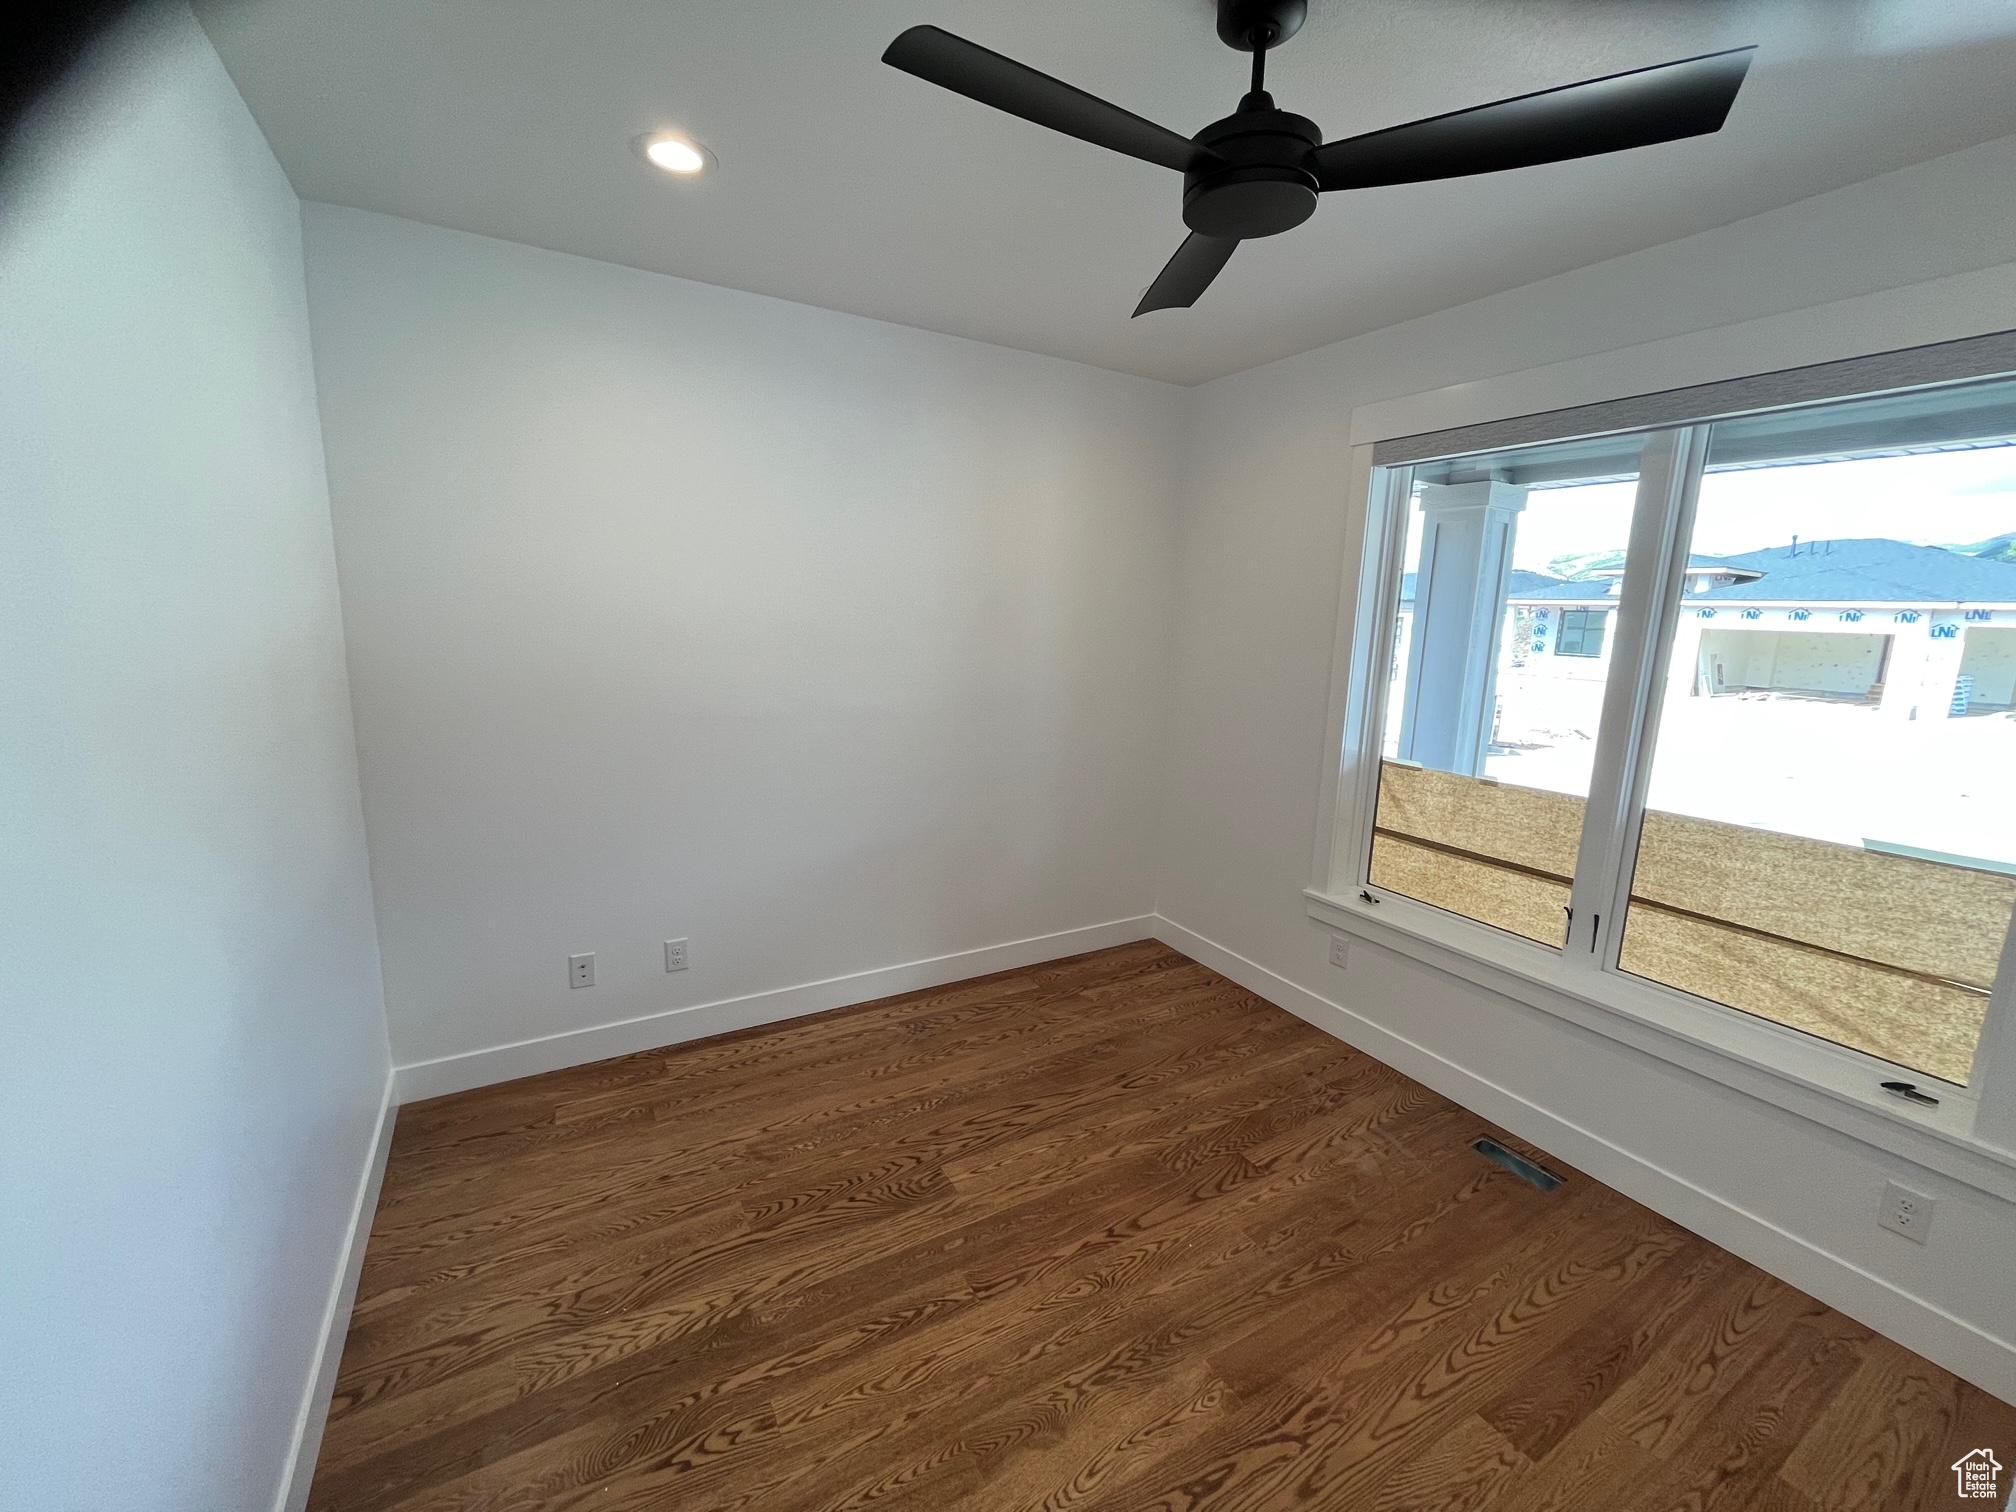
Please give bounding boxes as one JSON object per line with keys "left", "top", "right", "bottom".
{"left": 393, "top": 916, "right": 1159, "bottom": 1104}
{"left": 273, "top": 1069, "right": 397, "bottom": 1512}
{"left": 1151, "top": 914, "right": 2016, "bottom": 1405}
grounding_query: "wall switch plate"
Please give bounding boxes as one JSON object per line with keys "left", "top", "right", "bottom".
{"left": 1879, "top": 1180, "right": 1934, "bottom": 1243}
{"left": 568, "top": 952, "right": 595, "bottom": 989}
{"left": 1328, "top": 935, "right": 1351, "bottom": 969}
{"left": 664, "top": 938, "right": 689, "bottom": 973}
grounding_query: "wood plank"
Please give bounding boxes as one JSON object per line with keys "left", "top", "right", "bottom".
{"left": 1372, "top": 761, "right": 2016, "bottom": 988}
{"left": 306, "top": 944, "right": 2012, "bottom": 1512}
{"left": 1776, "top": 1328, "right": 1959, "bottom": 1509}
{"left": 1610, "top": 1319, "right": 1865, "bottom": 1512}
{"left": 1924, "top": 1374, "right": 2016, "bottom": 1512}
{"left": 1616, "top": 906, "right": 1985, "bottom": 1084}
{"left": 1370, "top": 759, "right": 2008, "bottom": 1081}
{"left": 1369, "top": 831, "right": 1571, "bottom": 947}
{"left": 1634, "top": 808, "right": 2015, "bottom": 989}
{"left": 1374, "top": 761, "right": 1587, "bottom": 878}
{"left": 1092, "top": 1192, "right": 1689, "bottom": 1511}
{"left": 1478, "top": 1240, "right": 1730, "bottom": 1461}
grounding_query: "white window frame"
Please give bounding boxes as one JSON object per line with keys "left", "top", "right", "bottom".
{"left": 1308, "top": 346, "right": 2016, "bottom": 1201}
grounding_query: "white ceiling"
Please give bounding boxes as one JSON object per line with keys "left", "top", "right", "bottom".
{"left": 196, "top": 0, "right": 2016, "bottom": 385}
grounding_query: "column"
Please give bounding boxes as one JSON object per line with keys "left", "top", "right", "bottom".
{"left": 1663, "top": 612, "right": 1708, "bottom": 711}
{"left": 1396, "top": 481, "right": 1528, "bottom": 775}
{"left": 1879, "top": 615, "right": 1966, "bottom": 721}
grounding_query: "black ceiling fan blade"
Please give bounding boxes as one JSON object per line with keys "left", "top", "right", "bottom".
{"left": 884, "top": 25, "right": 1216, "bottom": 174}
{"left": 1309, "top": 46, "right": 1755, "bottom": 193}
{"left": 1133, "top": 233, "right": 1240, "bottom": 316}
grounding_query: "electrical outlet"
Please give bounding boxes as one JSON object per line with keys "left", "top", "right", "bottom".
{"left": 1878, "top": 1180, "right": 1934, "bottom": 1243}
{"left": 568, "top": 952, "right": 595, "bottom": 989}
{"left": 1328, "top": 934, "right": 1351, "bottom": 970}
{"left": 664, "top": 938, "right": 689, "bottom": 973}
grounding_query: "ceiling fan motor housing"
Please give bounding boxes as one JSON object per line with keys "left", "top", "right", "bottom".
{"left": 1183, "top": 98, "right": 1322, "bottom": 238}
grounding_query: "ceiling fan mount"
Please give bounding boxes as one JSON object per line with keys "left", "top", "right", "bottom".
{"left": 1216, "top": 0, "right": 1308, "bottom": 53}
{"left": 882, "top": 4, "right": 1753, "bottom": 316}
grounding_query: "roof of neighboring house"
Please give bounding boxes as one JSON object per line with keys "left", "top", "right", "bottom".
{"left": 1515, "top": 579, "right": 1619, "bottom": 603}
{"left": 1502, "top": 539, "right": 2016, "bottom": 607}
{"left": 1696, "top": 539, "right": 2016, "bottom": 602}
{"left": 1508, "top": 569, "right": 1567, "bottom": 597}
{"left": 1401, "top": 568, "right": 1562, "bottom": 605}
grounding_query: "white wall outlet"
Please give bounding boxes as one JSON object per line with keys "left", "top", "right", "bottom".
{"left": 568, "top": 952, "right": 595, "bottom": 989}
{"left": 663, "top": 938, "right": 689, "bottom": 973}
{"left": 1878, "top": 1180, "right": 1934, "bottom": 1243}
{"left": 1328, "top": 934, "right": 1351, "bottom": 970}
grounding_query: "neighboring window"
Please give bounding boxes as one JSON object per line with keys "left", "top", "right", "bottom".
{"left": 1556, "top": 609, "right": 1606, "bottom": 658}
{"left": 1351, "top": 369, "right": 2016, "bottom": 1090}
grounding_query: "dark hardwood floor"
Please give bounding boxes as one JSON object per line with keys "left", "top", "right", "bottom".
{"left": 311, "top": 941, "right": 2015, "bottom": 1511}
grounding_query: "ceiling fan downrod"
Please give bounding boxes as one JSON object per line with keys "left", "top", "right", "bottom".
{"left": 1223, "top": 0, "right": 1301, "bottom": 101}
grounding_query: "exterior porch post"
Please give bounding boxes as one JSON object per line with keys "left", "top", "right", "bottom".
{"left": 1396, "top": 481, "right": 1529, "bottom": 774}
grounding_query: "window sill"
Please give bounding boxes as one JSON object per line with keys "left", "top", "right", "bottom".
{"left": 1305, "top": 886, "right": 2016, "bottom": 1202}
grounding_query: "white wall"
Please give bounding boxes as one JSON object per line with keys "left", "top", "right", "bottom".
{"left": 0, "top": 11, "right": 391, "bottom": 1510}
{"left": 301, "top": 206, "right": 1180, "bottom": 1079}
{"left": 1156, "top": 134, "right": 2016, "bottom": 1397}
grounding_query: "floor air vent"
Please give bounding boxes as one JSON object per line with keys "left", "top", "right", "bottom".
{"left": 1473, "top": 1138, "right": 1561, "bottom": 1191}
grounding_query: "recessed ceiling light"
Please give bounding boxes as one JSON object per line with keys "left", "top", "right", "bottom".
{"left": 640, "top": 134, "right": 713, "bottom": 176}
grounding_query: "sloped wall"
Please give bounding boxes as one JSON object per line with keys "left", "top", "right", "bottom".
{"left": 0, "top": 11, "right": 392, "bottom": 1508}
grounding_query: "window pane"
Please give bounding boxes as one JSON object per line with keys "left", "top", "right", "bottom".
{"left": 1371, "top": 435, "right": 1646, "bottom": 946}
{"left": 1619, "top": 377, "right": 2016, "bottom": 1083}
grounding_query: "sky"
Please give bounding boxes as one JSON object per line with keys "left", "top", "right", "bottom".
{"left": 1477, "top": 444, "right": 2016, "bottom": 577}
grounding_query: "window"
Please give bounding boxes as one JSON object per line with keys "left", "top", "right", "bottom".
{"left": 1556, "top": 609, "right": 1607, "bottom": 658}
{"left": 1327, "top": 360, "right": 2016, "bottom": 1159}
{"left": 1619, "top": 386, "right": 2016, "bottom": 1086}
{"left": 1371, "top": 434, "right": 1646, "bottom": 947}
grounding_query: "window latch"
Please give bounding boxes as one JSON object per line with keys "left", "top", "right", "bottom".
{"left": 1880, "top": 1080, "right": 1940, "bottom": 1107}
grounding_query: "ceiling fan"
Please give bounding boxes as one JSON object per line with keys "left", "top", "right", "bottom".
{"left": 883, "top": 0, "right": 1754, "bottom": 316}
